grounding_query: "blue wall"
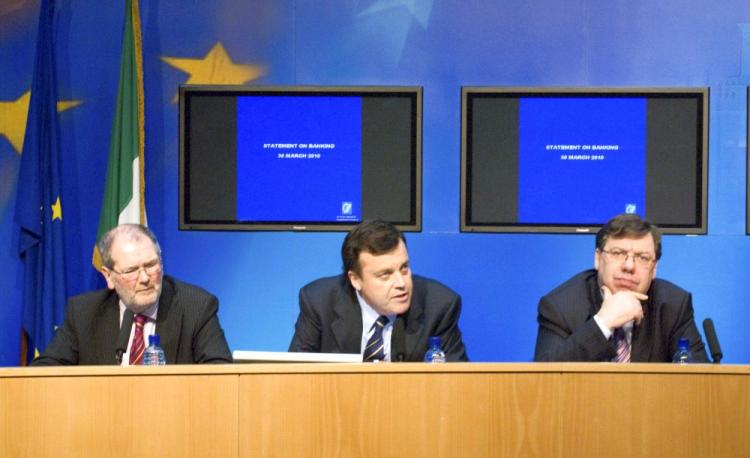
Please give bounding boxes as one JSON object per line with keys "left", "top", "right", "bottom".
{"left": 1, "top": 0, "right": 748, "bottom": 365}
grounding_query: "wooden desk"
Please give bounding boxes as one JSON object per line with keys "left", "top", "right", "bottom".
{"left": 1, "top": 363, "right": 748, "bottom": 457}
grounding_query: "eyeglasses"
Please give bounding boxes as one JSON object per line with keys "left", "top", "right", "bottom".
{"left": 109, "top": 260, "right": 162, "bottom": 281}
{"left": 601, "top": 249, "right": 655, "bottom": 267}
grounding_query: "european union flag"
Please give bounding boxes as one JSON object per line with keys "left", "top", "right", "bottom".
{"left": 14, "top": 0, "right": 67, "bottom": 363}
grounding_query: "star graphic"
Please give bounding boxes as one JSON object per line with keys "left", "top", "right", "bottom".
{"left": 0, "top": 91, "right": 30, "bottom": 153}
{"left": 162, "top": 42, "right": 267, "bottom": 101}
{"left": 51, "top": 195, "right": 62, "bottom": 221}
{"left": 0, "top": 91, "right": 82, "bottom": 154}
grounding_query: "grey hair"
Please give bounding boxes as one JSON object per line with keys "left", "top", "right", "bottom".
{"left": 97, "top": 224, "right": 162, "bottom": 269}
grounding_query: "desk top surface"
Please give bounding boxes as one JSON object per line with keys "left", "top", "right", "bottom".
{"left": 2, "top": 361, "right": 749, "bottom": 378}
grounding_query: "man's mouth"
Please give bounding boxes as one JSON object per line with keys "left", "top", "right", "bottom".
{"left": 392, "top": 292, "right": 410, "bottom": 302}
{"left": 614, "top": 277, "right": 637, "bottom": 289}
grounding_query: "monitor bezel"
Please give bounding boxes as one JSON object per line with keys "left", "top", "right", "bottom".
{"left": 179, "top": 84, "right": 423, "bottom": 232}
{"left": 460, "top": 86, "right": 709, "bottom": 235}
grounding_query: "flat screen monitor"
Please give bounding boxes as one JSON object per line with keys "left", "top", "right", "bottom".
{"left": 179, "top": 85, "right": 422, "bottom": 231}
{"left": 461, "top": 87, "right": 709, "bottom": 234}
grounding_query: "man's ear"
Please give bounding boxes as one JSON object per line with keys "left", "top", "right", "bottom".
{"left": 101, "top": 268, "right": 116, "bottom": 290}
{"left": 347, "top": 270, "right": 362, "bottom": 292}
{"left": 594, "top": 249, "right": 601, "bottom": 271}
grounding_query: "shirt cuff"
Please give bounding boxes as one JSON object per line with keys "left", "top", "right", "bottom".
{"left": 593, "top": 314, "right": 613, "bottom": 339}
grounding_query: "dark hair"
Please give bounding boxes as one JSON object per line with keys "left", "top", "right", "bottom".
{"left": 97, "top": 224, "right": 162, "bottom": 269}
{"left": 342, "top": 220, "right": 406, "bottom": 275}
{"left": 596, "top": 214, "right": 662, "bottom": 260}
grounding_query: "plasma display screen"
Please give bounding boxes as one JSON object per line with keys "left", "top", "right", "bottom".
{"left": 461, "top": 87, "right": 708, "bottom": 234}
{"left": 180, "top": 85, "right": 422, "bottom": 231}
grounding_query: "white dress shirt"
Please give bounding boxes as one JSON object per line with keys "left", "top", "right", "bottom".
{"left": 119, "top": 301, "right": 158, "bottom": 366}
{"left": 356, "top": 291, "right": 394, "bottom": 362}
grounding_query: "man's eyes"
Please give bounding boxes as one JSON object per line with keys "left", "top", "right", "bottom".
{"left": 122, "top": 261, "right": 158, "bottom": 274}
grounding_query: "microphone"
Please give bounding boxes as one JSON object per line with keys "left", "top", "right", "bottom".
{"left": 702, "top": 318, "right": 723, "bottom": 364}
{"left": 115, "top": 310, "right": 134, "bottom": 365}
{"left": 391, "top": 316, "right": 406, "bottom": 362}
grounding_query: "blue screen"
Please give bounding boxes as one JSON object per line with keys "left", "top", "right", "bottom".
{"left": 236, "top": 96, "right": 362, "bottom": 222}
{"left": 518, "top": 97, "right": 646, "bottom": 224}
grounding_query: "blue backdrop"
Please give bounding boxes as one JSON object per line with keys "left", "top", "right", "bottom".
{"left": 1, "top": 0, "right": 748, "bottom": 365}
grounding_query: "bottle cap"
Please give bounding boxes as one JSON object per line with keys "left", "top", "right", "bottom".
{"left": 148, "top": 334, "right": 160, "bottom": 346}
{"left": 428, "top": 336, "right": 441, "bottom": 347}
{"left": 677, "top": 337, "right": 689, "bottom": 350}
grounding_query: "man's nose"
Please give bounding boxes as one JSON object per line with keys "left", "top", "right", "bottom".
{"left": 393, "top": 272, "right": 406, "bottom": 287}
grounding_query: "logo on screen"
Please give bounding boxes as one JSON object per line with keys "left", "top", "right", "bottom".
{"left": 625, "top": 204, "right": 637, "bottom": 214}
{"left": 342, "top": 201, "right": 353, "bottom": 215}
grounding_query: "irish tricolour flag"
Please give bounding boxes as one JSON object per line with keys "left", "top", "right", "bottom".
{"left": 93, "top": 0, "right": 146, "bottom": 269}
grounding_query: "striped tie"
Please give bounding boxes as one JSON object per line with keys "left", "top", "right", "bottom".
{"left": 612, "top": 327, "right": 631, "bottom": 363}
{"left": 364, "top": 315, "right": 388, "bottom": 362}
{"left": 129, "top": 314, "right": 147, "bottom": 365}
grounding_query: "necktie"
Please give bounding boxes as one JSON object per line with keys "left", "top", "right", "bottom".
{"left": 129, "top": 314, "right": 147, "bottom": 365}
{"left": 364, "top": 315, "right": 388, "bottom": 362}
{"left": 612, "top": 327, "right": 631, "bottom": 363}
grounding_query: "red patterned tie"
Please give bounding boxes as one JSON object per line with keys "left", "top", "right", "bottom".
{"left": 129, "top": 314, "right": 147, "bottom": 365}
{"left": 613, "top": 327, "right": 631, "bottom": 363}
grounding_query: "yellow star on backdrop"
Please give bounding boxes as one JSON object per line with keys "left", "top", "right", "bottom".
{"left": 0, "top": 91, "right": 82, "bottom": 154}
{"left": 0, "top": 91, "right": 30, "bottom": 153}
{"left": 57, "top": 100, "right": 82, "bottom": 112}
{"left": 162, "top": 42, "right": 266, "bottom": 101}
{"left": 51, "top": 195, "right": 62, "bottom": 221}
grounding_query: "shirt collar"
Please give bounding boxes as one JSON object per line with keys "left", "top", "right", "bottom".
{"left": 355, "top": 290, "right": 394, "bottom": 324}
{"left": 119, "top": 300, "right": 158, "bottom": 324}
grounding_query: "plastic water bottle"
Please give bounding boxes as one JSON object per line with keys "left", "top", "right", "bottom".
{"left": 424, "top": 336, "right": 446, "bottom": 363}
{"left": 672, "top": 337, "right": 694, "bottom": 364}
{"left": 143, "top": 334, "right": 166, "bottom": 365}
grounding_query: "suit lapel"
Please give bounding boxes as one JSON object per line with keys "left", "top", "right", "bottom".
{"left": 155, "top": 277, "right": 182, "bottom": 363}
{"left": 587, "top": 275, "right": 604, "bottom": 318}
{"left": 400, "top": 280, "right": 425, "bottom": 360}
{"left": 630, "top": 296, "right": 652, "bottom": 362}
{"left": 331, "top": 282, "right": 362, "bottom": 353}
{"left": 93, "top": 292, "right": 122, "bottom": 364}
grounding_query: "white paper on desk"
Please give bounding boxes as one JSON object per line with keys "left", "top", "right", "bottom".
{"left": 232, "top": 350, "right": 362, "bottom": 363}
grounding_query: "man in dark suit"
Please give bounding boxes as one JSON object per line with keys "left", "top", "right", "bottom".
{"left": 534, "top": 214, "right": 708, "bottom": 362}
{"left": 289, "top": 220, "right": 468, "bottom": 362}
{"left": 32, "top": 224, "right": 232, "bottom": 365}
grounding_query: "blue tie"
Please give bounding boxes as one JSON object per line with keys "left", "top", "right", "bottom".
{"left": 364, "top": 315, "right": 388, "bottom": 362}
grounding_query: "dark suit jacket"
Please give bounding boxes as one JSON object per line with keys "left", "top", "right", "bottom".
{"left": 534, "top": 269, "right": 708, "bottom": 362}
{"left": 31, "top": 276, "right": 232, "bottom": 365}
{"left": 289, "top": 274, "right": 468, "bottom": 362}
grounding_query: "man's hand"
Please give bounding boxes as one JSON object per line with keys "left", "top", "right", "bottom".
{"left": 596, "top": 285, "right": 647, "bottom": 331}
